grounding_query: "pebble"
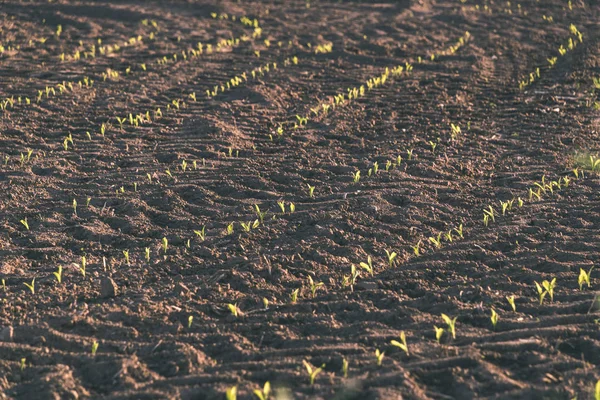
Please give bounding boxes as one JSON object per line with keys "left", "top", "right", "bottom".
{"left": 100, "top": 277, "right": 118, "bottom": 298}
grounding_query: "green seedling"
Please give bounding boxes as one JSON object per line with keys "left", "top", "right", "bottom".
{"left": 353, "top": 170, "right": 361, "bottom": 183}
{"left": 359, "top": 256, "right": 374, "bottom": 276}
{"left": 542, "top": 278, "right": 557, "bottom": 302}
{"left": 595, "top": 379, "right": 600, "bottom": 400}
{"left": 407, "top": 149, "right": 414, "bottom": 160}
{"left": 24, "top": 278, "right": 35, "bottom": 294}
{"left": 1, "top": 279, "right": 5, "bottom": 292}
{"left": 490, "top": 308, "right": 499, "bottom": 329}
{"left": 412, "top": 240, "right": 422, "bottom": 256}
{"left": 253, "top": 381, "right": 271, "bottom": 400}
{"left": 79, "top": 256, "right": 86, "bottom": 277}
{"left": 162, "top": 237, "right": 168, "bottom": 253}
{"left": 290, "top": 288, "right": 299, "bottom": 303}
{"left": 385, "top": 249, "right": 397, "bottom": 267}
{"left": 263, "top": 298, "right": 269, "bottom": 310}
{"left": 429, "top": 233, "right": 442, "bottom": 248}
{"left": 343, "top": 264, "right": 360, "bottom": 292}
{"left": 226, "top": 222, "right": 234, "bottom": 235}
{"left": 441, "top": 314, "right": 457, "bottom": 339}
{"left": 375, "top": 349, "right": 385, "bottom": 366}
{"left": 534, "top": 281, "right": 547, "bottom": 305}
{"left": 579, "top": 267, "right": 593, "bottom": 290}
{"left": 254, "top": 205, "right": 267, "bottom": 223}
{"left": 386, "top": 160, "right": 392, "bottom": 171}
{"left": 390, "top": 331, "right": 409, "bottom": 355}
{"left": 91, "top": 341, "right": 99, "bottom": 356}
{"left": 308, "top": 184, "right": 315, "bottom": 198}
{"left": 20, "top": 218, "right": 30, "bottom": 230}
{"left": 226, "top": 386, "right": 237, "bottom": 400}
{"left": 373, "top": 161, "right": 379, "bottom": 174}
{"left": 444, "top": 231, "right": 453, "bottom": 242}
{"left": 188, "top": 315, "right": 193, "bottom": 328}
{"left": 454, "top": 224, "right": 464, "bottom": 239}
{"left": 342, "top": 358, "right": 349, "bottom": 378}
{"left": 450, "top": 123, "right": 461, "bottom": 139}
{"left": 278, "top": 200, "right": 285, "bottom": 214}
{"left": 290, "top": 203, "right": 296, "bottom": 213}
{"left": 194, "top": 226, "right": 206, "bottom": 241}
{"left": 307, "top": 275, "right": 324, "bottom": 298}
{"left": 227, "top": 303, "right": 239, "bottom": 317}
{"left": 428, "top": 140, "right": 437, "bottom": 153}
{"left": 123, "top": 250, "right": 130, "bottom": 266}
{"left": 145, "top": 247, "right": 150, "bottom": 262}
{"left": 484, "top": 205, "right": 496, "bottom": 222}
{"left": 507, "top": 295, "right": 516, "bottom": 312}
{"left": 303, "top": 360, "right": 325, "bottom": 385}
{"left": 20, "top": 358, "right": 26, "bottom": 371}
{"left": 434, "top": 326, "right": 444, "bottom": 343}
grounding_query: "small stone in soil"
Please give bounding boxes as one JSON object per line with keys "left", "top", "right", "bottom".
{"left": 100, "top": 277, "right": 118, "bottom": 298}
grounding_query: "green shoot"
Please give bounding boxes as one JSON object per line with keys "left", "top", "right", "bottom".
{"left": 303, "top": 360, "right": 325, "bottom": 385}
{"left": 123, "top": 250, "right": 130, "bottom": 266}
{"left": 534, "top": 281, "right": 547, "bottom": 305}
{"left": 91, "top": 341, "right": 99, "bottom": 356}
{"left": 278, "top": 200, "right": 285, "bottom": 214}
{"left": 20, "top": 218, "right": 30, "bottom": 230}
{"left": 263, "top": 298, "right": 269, "bottom": 310}
{"left": 73, "top": 199, "right": 78, "bottom": 216}
{"left": 343, "top": 264, "right": 360, "bottom": 292}
{"left": 353, "top": 170, "right": 361, "bottom": 183}
{"left": 385, "top": 249, "right": 397, "bottom": 267}
{"left": 194, "top": 226, "right": 206, "bottom": 241}
{"left": 226, "top": 386, "right": 237, "bottom": 400}
{"left": 579, "top": 267, "right": 593, "bottom": 290}
{"left": 226, "top": 222, "right": 234, "bottom": 235}
{"left": 227, "top": 303, "right": 239, "bottom": 317}
{"left": 188, "top": 315, "right": 193, "bottom": 328}
{"left": 434, "top": 326, "right": 444, "bottom": 343}
{"left": 542, "top": 278, "right": 557, "bottom": 302}
{"left": 506, "top": 295, "right": 516, "bottom": 312}
{"left": 308, "top": 184, "right": 315, "bottom": 198}
{"left": 253, "top": 381, "right": 271, "bottom": 400}
{"left": 290, "top": 203, "right": 296, "bottom": 213}
{"left": 145, "top": 247, "right": 150, "bottom": 262}
{"left": 441, "top": 314, "right": 457, "bottom": 339}
{"left": 595, "top": 379, "right": 600, "bottom": 400}
{"left": 412, "top": 240, "right": 422, "bottom": 256}
{"left": 20, "top": 358, "right": 26, "bottom": 371}
{"left": 307, "top": 275, "right": 324, "bottom": 298}
{"left": 53, "top": 265, "right": 63, "bottom": 283}
{"left": 375, "top": 349, "right": 385, "bottom": 366}
{"left": 490, "top": 308, "right": 499, "bottom": 329}
{"left": 24, "top": 278, "right": 35, "bottom": 294}
{"left": 484, "top": 205, "right": 496, "bottom": 222}
{"left": 359, "top": 256, "right": 374, "bottom": 276}
{"left": 390, "top": 331, "right": 409, "bottom": 355}
{"left": 407, "top": 149, "right": 414, "bottom": 160}
{"left": 290, "top": 288, "right": 299, "bottom": 304}
{"left": 429, "top": 233, "right": 442, "bottom": 248}
{"left": 342, "top": 358, "right": 349, "bottom": 378}
{"left": 254, "top": 205, "right": 267, "bottom": 223}
{"left": 428, "top": 140, "right": 437, "bottom": 153}
{"left": 454, "top": 224, "right": 464, "bottom": 239}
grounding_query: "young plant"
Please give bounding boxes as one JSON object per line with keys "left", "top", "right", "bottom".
{"left": 188, "top": 315, "right": 193, "bottom": 328}
{"left": 578, "top": 267, "right": 593, "bottom": 290}
{"left": 307, "top": 275, "right": 324, "bottom": 298}
{"left": 194, "top": 226, "right": 206, "bottom": 241}
{"left": 412, "top": 240, "right": 422, "bottom": 256}
{"left": 123, "top": 250, "right": 130, "bottom": 266}
{"left": 429, "top": 233, "right": 442, "bottom": 248}
{"left": 253, "top": 381, "right": 271, "bottom": 400}
{"left": 91, "top": 341, "right": 99, "bottom": 356}
{"left": 20, "top": 358, "right": 26, "bottom": 371}
{"left": 542, "top": 278, "right": 557, "bottom": 302}
{"left": 343, "top": 264, "right": 360, "bottom": 292}
{"left": 534, "top": 281, "right": 547, "bottom": 305}
{"left": 53, "top": 265, "right": 63, "bottom": 283}
{"left": 308, "top": 184, "right": 315, "bottom": 198}
{"left": 454, "top": 224, "right": 464, "bottom": 239}
{"left": 277, "top": 200, "right": 285, "bottom": 214}
{"left": 20, "top": 218, "right": 30, "bottom": 230}
{"left": 375, "top": 349, "right": 385, "bottom": 366}
{"left": 353, "top": 170, "right": 361, "bottom": 183}
{"left": 227, "top": 303, "right": 239, "bottom": 317}
{"left": 390, "top": 331, "right": 409, "bottom": 355}
{"left": 359, "top": 255, "right": 374, "bottom": 276}
{"left": 303, "top": 360, "right": 325, "bottom": 385}
{"left": 226, "top": 222, "right": 235, "bottom": 235}
{"left": 342, "top": 358, "right": 349, "bottom": 378}
{"left": 385, "top": 249, "right": 397, "bottom": 267}
{"left": 441, "top": 314, "right": 457, "bottom": 339}
{"left": 226, "top": 386, "right": 237, "bottom": 400}
{"left": 254, "top": 205, "right": 267, "bottom": 223}
{"left": 24, "top": 278, "right": 35, "bottom": 294}
{"left": 290, "top": 288, "right": 300, "bottom": 304}
{"left": 434, "top": 326, "right": 444, "bottom": 343}
{"left": 490, "top": 308, "right": 499, "bottom": 330}
{"left": 506, "top": 295, "right": 516, "bottom": 312}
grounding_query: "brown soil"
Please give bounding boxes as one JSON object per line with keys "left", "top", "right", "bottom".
{"left": 1, "top": 0, "right": 599, "bottom": 399}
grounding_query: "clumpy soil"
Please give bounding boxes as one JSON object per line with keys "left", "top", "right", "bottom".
{"left": 1, "top": 0, "right": 599, "bottom": 398}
